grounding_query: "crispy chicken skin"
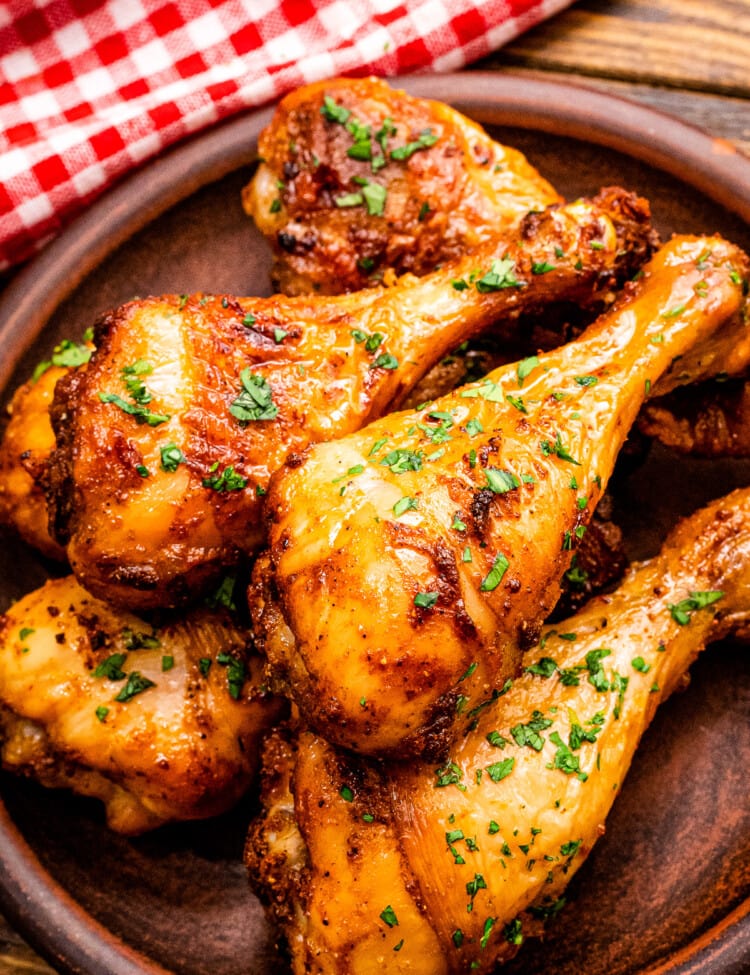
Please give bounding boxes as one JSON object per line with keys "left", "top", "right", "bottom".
{"left": 0, "top": 364, "right": 70, "bottom": 560}
{"left": 247, "top": 486, "right": 750, "bottom": 975}
{"left": 0, "top": 574, "right": 285, "bottom": 833}
{"left": 251, "top": 235, "right": 750, "bottom": 757}
{"left": 48, "top": 188, "right": 653, "bottom": 611}
{"left": 639, "top": 376, "right": 750, "bottom": 456}
{"left": 245, "top": 76, "right": 561, "bottom": 295}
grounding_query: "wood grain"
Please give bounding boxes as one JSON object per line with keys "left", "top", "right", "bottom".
{"left": 1, "top": 0, "right": 748, "bottom": 971}
{"left": 493, "top": 0, "right": 750, "bottom": 96}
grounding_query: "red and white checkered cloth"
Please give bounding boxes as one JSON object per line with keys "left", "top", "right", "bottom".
{"left": 0, "top": 0, "right": 573, "bottom": 273}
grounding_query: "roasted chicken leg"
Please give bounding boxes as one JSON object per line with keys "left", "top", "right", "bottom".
{"left": 245, "top": 76, "right": 561, "bottom": 295}
{"left": 247, "top": 486, "right": 750, "bottom": 975}
{"left": 48, "top": 188, "right": 652, "bottom": 611}
{"left": 0, "top": 574, "right": 285, "bottom": 833}
{"left": 251, "top": 235, "right": 750, "bottom": 756}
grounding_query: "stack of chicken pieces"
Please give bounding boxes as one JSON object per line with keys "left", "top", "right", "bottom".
{"left": 0, "top": 77, "right": 749, "bottom": 972}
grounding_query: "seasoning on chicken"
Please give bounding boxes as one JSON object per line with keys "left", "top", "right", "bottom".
{"left": 47, "top": 188, "right": 653, "bottom": 611}
{"left": 0, "top": 574, "right": 285, "bottom": 834}
{"left": 247, "top": 486, "right": 750, "bottom": 975}
{"left": 0, "top": 336, "right": 92, "bottom": 559}
{"left": 251, "top": 235, "right": 750, "bottom": 757}
{"left": 245, "top": 75, "right": 561, "bottom": 295}
{"left": 639, "top": 375, "right": 750, "bottom": 457}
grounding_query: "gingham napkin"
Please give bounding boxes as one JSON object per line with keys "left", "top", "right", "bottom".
{"left": 0, "top": 0, "right": 573, "bottom": 273}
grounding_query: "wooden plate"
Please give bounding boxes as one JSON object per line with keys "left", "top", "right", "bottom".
{"left": 1, "top": 72, "right": 749, "bottom": 975}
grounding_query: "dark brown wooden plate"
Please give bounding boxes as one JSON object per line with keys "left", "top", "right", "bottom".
{"left": 1, "top": 72, "right": 749, "bottom": 975}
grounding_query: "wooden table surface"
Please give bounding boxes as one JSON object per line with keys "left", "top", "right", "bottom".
{"left": 1, "top": 0, "right": 749, "bottom": 971}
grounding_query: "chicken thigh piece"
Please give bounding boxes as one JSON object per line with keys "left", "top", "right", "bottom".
{"left": 245, "top": 76, "right": 561, "bottom": 295}
{"left": 251, "top": 235, "right": 750, "bottom": 757}
{"left": 48, "top": 188, "right": 653, "bottom": 612}
{"left": 0, "top": 574, "right": 285, "bottom": 834}
{"left": 247, "top": 486, "right": 750, "bottom": 975}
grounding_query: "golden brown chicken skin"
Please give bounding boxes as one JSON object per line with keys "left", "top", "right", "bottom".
{"left": 245, "top": 76, "right": 561, "bottom": 295}
{"left": 48, "top": 188, "right": 653, "bottom": 611}
{"left": 0, "top": 574, "right": 285, "bottom": 834}
{"left": 247, "top": 486, "right": 750, "bottom": 975}
{"left": 639, "top": 375, "right": 750, "bottom": 456}
{"left": 251, "top": 235, "right": 750, "bottom": 757}
{"left": 0, "top": 337, "right": 92, "bottom": 559}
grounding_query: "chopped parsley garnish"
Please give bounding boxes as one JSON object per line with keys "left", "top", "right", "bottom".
{"left": 320, "top": 95, "right": 350, "bottom": 124}
{"left": 94, "top": 653, "right": 127, "bottom": 681}
{"left": 574, "top": 375, "right": 598, "bottom": 387}
{"left": 393, "top": 496, "right": 418, "bottom": 516}
{"left": 532, "top": 261, "right": 556, "bottom": 274}
{"left": 434, "top": 761, "right": 466, "bottom": 791}
{"left": 466, "top": 417, "right": 483, "bottom": 436}
{"left": 198, "top": 658, "right": 212, "bottom": 677}
{"left": 479, "top": 553, "right": 509, "bottom": 592}
{"left": 122, "top": 627, "right": 160, "bottom": 650}
{"left": 668, "top": 590, "right": 724, "bottom": 625}
{"left": 114, "top": 671, "right": 156, "bottom": 702}
{"left": 380, "top": 905, "right": 399, "bottom": 928}
{"left": 216, "top": 651, "right": 246, "bottom": 699}
{"left": 161, "top": 655, "right": 175, "bottom": 672}
{"left": 229, "top": 369, "right": 278, "bottom": 423}
{"left": 33, "top": 337, "right": 92, "bottom": 381}
{"left": 95, "top": 705, "right": 109, "bottom": 722}
{"left": 485, "top": 757, "right": 515, "bottom": 782}
{"left": 160, "top": 443, "right": 185, "bottom": 472}
{"left": 371, "top": 352, "right": 399, "bottom": 369}
{"left": 540, "top": 432, "right": 580, "bottom": 465}
{"left": 390, "top": 128, "right": 438, "bottom": 160}
{"left": 475, "top": 258, "right": 521, "bottom": 292}
{"left": 547, "top": 731, "right": 587, "bottom": 780}
{"left": 414, "top": 591, "right": 438, "bottom": 609}
{"left": 340, "top": 785, "right": 354, "bottom": 802}
{"left": 98, "top": 392, "right": 170, "bottom": 427}
{"left": 485, "top": 468, "right": 520, "bottom": 494}
{"left": 505, "top": 393, "right": 527, "bottom": 413}
{"left": 517, "top": 356, "right": 539, "bottom": 386}
{"left": 511, "top": 710, "right": 552, "bottom": 751}
{"left": 202, "top": 464, "right": 247, "bottom": 492}
{"left": 380, "top": 449, "right": 423, "bottom": 474}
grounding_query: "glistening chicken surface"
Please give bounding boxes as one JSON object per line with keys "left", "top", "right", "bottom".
{"left": 252, "top": 235, "right": 750, "bottom": 756}
{"left": 247, "top": 486, "right": 750, "bottom": 975}
{"left": 47, "top": 189, "right": 652, "bottom": 611}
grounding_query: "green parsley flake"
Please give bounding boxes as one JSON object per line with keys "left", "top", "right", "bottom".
{"left": 321, "top": 95, "right": 350, "bottom": 124}
{"left": 202, "top": 464, "right": 247, "bottom": 492}
{"left": 390, "top": 128, "right": 438, "bottom": 160}
{"left": 485, "top": 468, "right": 520, "bottom": 494}
{"left": 160, "top": 443, "right": 185, "bottom": 472}
{"left": 95, "top": 705, "right": 109, "bottom": 722}
{"left": 114, "top": 672, "right": 156, "bottom": 703}
{"left": 94, "top": 653, "right": 127, "bottom": 681}
{"left": 380, "top": 906, "right": 399, "bottom": 928}
{"left": 340, "top": 785, "right": 354, "bottom": 802}
{"left": 216, "top": 651, "right": 246, "bottom": 700}
{"left": 393, "top": 496, "right": 418, "bottom": 517}
{"left": 414, "top": 591, "right": 438, "bottom": 609}
{"left": 229, "top": 369, "right": 278, "bottom": 423}
{"left": 475, "top": 258, "right": 521, "bottom": 292}
{"left": 480, "top": 553, "right": 509, "bottom": 592}
{"left": 486, "top": 757, "right": 515, "bottom": 782}
{"left": 668, "top": 590, "right": 724, "bottom": 625}
{"left": 517, "top": 356, "right": 539, "bottom": 387}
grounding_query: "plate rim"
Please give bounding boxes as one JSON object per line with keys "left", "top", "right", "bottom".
{"left": 1, "top": 70, "right": 749, "bottom": 975}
